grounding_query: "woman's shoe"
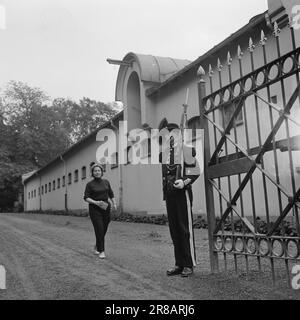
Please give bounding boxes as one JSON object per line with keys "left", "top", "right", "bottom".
{"left": 99, "top": 252, "right": 106, "bottom": 259}
{"left": 93, "top": 246, "right": 100, "bottom": 255}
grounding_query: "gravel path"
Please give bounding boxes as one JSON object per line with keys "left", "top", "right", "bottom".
{"left": 0, "top": 213, "right": 299, "bottom": 300}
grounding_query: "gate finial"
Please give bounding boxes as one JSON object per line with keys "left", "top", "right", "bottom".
{"left": 209, "top": 64, "right": 213, "bottom": 77}
{"left": 217, "top": 58, "right": 223, "bottom": 71}
{"left": 273, "top": 21, "right": 281, "bottom": 37}
{"left": 227, "top": 51, "right": 232, "bottom": 66}
{"left": 197, "top": 65, "right": 205, "bottom": 78}
{"left": 260, "top": 30, "right": 267, "bottom": 46}
{"left": 237, "top": 45, "right": 243, "bottom": 60}
{"left": 288, "top": 15, "right": 294, "bottom": 29}
{"left": 248, "top": 37, "right": 255, "bottom": 52}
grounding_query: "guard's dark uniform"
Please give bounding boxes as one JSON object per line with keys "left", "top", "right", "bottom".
{"left": 162, "top": 144, "right": 200, "bottom": 268}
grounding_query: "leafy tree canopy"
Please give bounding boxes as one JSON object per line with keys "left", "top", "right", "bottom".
{"left": 0, "top": 81, "right": 119, "bottom": 211}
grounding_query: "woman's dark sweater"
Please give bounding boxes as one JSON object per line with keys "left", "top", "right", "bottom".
{"left": 84, "top": 178, "right": 114, "bottom": 213}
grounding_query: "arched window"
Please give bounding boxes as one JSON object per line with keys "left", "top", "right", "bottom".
{"left": 62, "top": 176, "right": 65, "bottom": 187}
{"left": 34, "top": 189, "right": 36, "bottom": 198}
{"left": 49, "top": 182, "right": 51, "bottom": 192}
{"left": 28, "top": 192, "right": 30, "bottom": 199}
{"left": 41, "top": 185, "right": 44, "bottom": 195}
{"left": 127, "top": 72, "right": 141, "bottom": 130}
{"left": 141, "top": 138, "right": 151, "bottom": 159}
{"left": 81, "top": 166, "right": 87, "bottom": 180}
{"left": 74, "top": 170, "right": 79, "bottom": 182}
{"left": 57, "top": 178, "right": 61, "bottom": 189}
{"left": 188, "top": 116, "right": 201, "bottom": 142}
{"left": 53, "top": 180, "right": 56, "bottom": 190}
{"left": 90, "top": 162, "right": 95, "bottom": 175}
{"left": 98, "top": 158, "right": 107, "bottom": 173}
{"left": 126, "top": 146, "right": 132, "bottom": 165}
{"left": 45, "top": 184, "right": 47, "bottom": 194}
{"left": 68, "top": 173, "right": 72, "bottom": 185}
{"left": 111, "top": 152, "right": 118, "bottom": 169}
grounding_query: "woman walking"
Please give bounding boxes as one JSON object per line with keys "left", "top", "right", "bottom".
{"left": 84, "top": 164, "right": 117, "bottom": 259}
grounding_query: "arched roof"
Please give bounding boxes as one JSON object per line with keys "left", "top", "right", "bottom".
{"left": 115, "top": 52, "right": 191, "bottom": 101}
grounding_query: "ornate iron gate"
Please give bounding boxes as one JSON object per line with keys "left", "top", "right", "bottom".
{"left": 198, "top": 21, "right": 300, "bottom": 285}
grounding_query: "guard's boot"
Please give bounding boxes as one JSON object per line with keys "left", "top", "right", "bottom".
{"left": 181, "top": 267, "right": 193, "bottom": 277}
{"left": 166, "top": 266, "right": 183, "bottom": 276}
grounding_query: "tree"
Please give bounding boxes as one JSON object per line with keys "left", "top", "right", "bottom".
{"left": 1, "top": 81, "right": 69, "bottom": 167}
{"left": 0, "top": 82, "right": 60, "bottom": 210}
{"left": 2, "top": 80, "right": 49, "bottom": 121}
{"left": 0, "top": 81, "right": 119, "bottom": 211}
{"left": 52, "top": 97, "right": 118, "bottom": 143}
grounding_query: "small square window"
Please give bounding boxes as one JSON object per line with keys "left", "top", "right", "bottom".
{"left": 271, "top": 95, "right": 278, "bottom": 104}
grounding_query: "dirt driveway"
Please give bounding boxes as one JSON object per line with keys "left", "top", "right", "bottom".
{"left": 0, "top": 213, "right": 299, "bottom": 300}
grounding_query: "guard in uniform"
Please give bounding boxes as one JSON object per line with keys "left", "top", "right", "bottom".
{"left": 159, "top": 120, "right": 200, "bottom": 277}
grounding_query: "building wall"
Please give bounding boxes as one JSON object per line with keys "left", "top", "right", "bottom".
{"left": 25, "top": 175, "right": 40, "bottom": 211}
{"left": 24, "top": 126, "right": 204, "bottom": 215}
{"left": 25, "top": 137, "right": 121, "bottom": 212}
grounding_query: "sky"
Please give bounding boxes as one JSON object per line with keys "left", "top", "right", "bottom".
{"left": 0, "top": 0, "right": 268, "bottom": 104}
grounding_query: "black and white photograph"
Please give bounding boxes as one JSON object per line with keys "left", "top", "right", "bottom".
{"left": 0, "top": 0, "right": 300, "bottom": 305}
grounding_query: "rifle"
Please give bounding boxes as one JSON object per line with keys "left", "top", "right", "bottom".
{"left": 175, "top": 88, "right": 189, "bottom": 181}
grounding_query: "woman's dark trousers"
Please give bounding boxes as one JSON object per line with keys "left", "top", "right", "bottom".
{"left": 89, "top": 210, "right": 110, "bottom": 252}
